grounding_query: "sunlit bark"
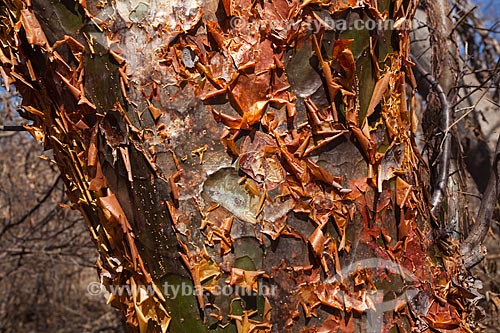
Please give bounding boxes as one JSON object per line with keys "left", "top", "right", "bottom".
{"left": 0, "top": 0, "right": 484, "bottom": 332}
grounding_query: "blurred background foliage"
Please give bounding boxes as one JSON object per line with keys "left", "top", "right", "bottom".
{"left": 0, "top": 84, "right": 124, "bottom": 332}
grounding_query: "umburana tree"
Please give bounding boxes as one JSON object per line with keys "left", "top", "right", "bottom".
{"left": 0, "top": 0, "right": 497, "bottom": 332}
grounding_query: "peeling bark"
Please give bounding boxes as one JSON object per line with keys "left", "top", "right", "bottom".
{"left": 0, "top": 0, "right": 486, "bottom": 332}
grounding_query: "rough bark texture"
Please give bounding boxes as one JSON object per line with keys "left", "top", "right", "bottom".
{"left": 0, "top": 0, "right": 482, "bottom": 332}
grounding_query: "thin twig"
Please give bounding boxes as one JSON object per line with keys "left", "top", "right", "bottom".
{"left": 0, "top": 175, "right": 62, "bottom": 238}
{"left": 487, "top": 254, "right": 500, "bottom": 260}
{"left": 411, "top": 56, "right": 453, "bottom": 216}
{"left": 460, "top": 134, "right": 500, "bottom": 268}
{"left": 449, "top": 5, "right": 477, "bottom": 36}
{"left": 0, "top": 125, "right": 26, "bottom": 131}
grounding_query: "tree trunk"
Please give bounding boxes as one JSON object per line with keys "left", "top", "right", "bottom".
{"left": 0, "top": 0, "right": 480, "bottom": 331}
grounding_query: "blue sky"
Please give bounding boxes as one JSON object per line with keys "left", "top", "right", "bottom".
{"left": 476, "top": 0, "right": 500, "bottom": 22}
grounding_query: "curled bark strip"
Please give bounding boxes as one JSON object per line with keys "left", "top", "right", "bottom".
{"left": 411, "top": 56, "right": 452, "bottom": 216}
{"left": 460, "top": 134, "right": 500, "bottom": 268}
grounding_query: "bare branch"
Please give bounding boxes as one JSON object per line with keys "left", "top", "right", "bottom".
{"left": 0, "top": 125, "right": 26, "bottom": 131}
{"left": 0, "top": 175, "right": 61, "bottom": 238}
{"left": 460, "top": 134, "right": 500, "bottom": 268}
